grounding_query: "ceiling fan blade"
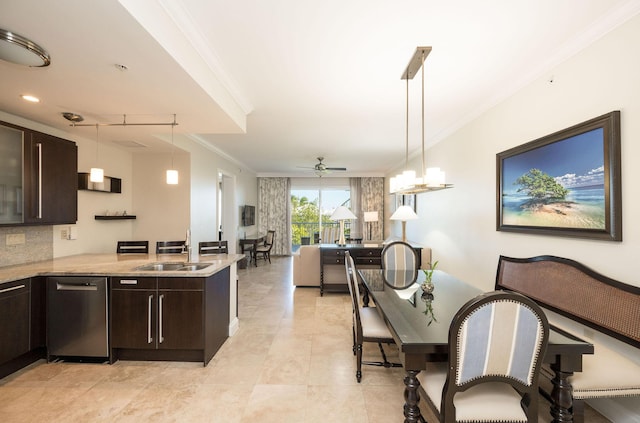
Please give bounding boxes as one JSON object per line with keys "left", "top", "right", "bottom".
{"left": 325, "top": 167, "right": 347, "bottom": 171}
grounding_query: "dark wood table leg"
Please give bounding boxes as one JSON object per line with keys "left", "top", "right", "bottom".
{"left": 550, "top": 363, "right": 574, "bottom": 423}
{"left": 403, "top": 370, "right": 422, "bottom": 423}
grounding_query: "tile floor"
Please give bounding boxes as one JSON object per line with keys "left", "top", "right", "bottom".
{"left": 0, "top": 256, "right": 610, "bottom": 422}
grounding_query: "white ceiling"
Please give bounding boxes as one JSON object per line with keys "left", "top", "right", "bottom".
{"left": 1, "top": 0, "right": 639, "bottom": 177}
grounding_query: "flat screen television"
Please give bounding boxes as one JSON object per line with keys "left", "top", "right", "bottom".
{"left": 242, "top": 205, "right": 255, "bottom": 226}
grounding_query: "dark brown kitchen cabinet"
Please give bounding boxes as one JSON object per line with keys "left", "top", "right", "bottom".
{"left": 110, "top": 272, "right": 228, "bottom": 365}
{"left": 0, "top": 279, "right": 31, "bottom": 365}
{"left": 23, "top": 131, "right": 77, "bottom": 224}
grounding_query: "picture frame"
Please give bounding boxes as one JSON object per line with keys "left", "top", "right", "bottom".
{"left": 496, "top": 111, "right": 621, "bottom": 241}
{"left": 394, "top": 194, "right": 404, "bottom": 211}
{"left": 403, "top": 194, "right": 416, "bottom": 212}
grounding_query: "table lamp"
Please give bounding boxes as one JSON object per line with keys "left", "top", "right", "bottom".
{"left": 330, "top": 206, "right": 357, "bottom": 245}
{"left": 390, "top": 205, "right": 418, "bottom": 242}
{"left": 364, "top": 211, "right": 378, "bottom": 241}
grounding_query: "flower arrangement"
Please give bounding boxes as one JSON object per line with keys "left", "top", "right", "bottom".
{"left": 421, "top": 260, "right": 438, "bottom": 294}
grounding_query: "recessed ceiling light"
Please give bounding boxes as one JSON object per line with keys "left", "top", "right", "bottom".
{"left": 0, "top": 28, "right": 50, "bottom": 67}
{"left": 21, "top": 94, "right": 40, "bottom": 103}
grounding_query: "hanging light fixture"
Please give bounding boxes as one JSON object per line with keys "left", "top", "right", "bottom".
{"left": 166, "top": 114, "right": 178, "bottom": 185}
{"left": 89, "top": 124, "right": 104, "bottom": 183}
{"left": 390, "top": 47, "right": 452, "bottom": 195}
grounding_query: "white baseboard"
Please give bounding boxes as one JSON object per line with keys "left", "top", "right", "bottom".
{"left": 228, "top": 317, "right": 239, "bottom": 336}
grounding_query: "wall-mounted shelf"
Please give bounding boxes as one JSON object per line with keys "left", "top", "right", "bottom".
{"left": 78, "top": 173, "right": 122, "bottom": 193}
{"left": 95, "top": 215, "right": 136, "bottom": 220}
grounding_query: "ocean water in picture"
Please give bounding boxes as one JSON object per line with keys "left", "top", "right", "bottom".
{"left": 502, "top": 185, "right": 605, "bottom": 229}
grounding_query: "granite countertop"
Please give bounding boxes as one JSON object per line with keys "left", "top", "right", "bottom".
{"left": 0, "top": 253, "right": 245, "bottom": 285}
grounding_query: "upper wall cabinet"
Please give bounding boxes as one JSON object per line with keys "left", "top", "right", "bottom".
{"left": 0, "top": 120, "right": 78, "bottom": 226}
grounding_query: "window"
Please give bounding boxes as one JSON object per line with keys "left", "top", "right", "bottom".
{"left": 291, "top": 178, "right": 350, "bottom": 245}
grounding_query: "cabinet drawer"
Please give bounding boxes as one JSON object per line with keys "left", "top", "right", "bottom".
{"left": 158, "top": 277, "right": 203, "bottom": 291}
{"left": 324, "top": 256, "right": 345, "bottom": 265}
{"left": 0, "top": 279, "right": 30, "bottom": 299}
{"left": 355, "top": 257, "right": 381, "bottom": 266}
{"left": 111, "top": 277, "right": 156, "bottom": 290}
{"left": 355, "top": 249, "right": 380, "bottom": 257}
{"left": 322, "top": 249, "right": 345, "bottom": 258}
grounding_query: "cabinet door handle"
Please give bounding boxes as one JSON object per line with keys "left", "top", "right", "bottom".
{"left": 147, "top": 294, "right": 153, "bottom": 344}
{"left": 159, "top": 294, "right": 164, "bottom": 344}
{"left": 119, "top": 279, "right": 138, "bottom": 285}
{"left": 36, "top": 141, "right": 43, "bottom": 219}
{"left": 0, "top": 284, "right": 26, "bottom": 294}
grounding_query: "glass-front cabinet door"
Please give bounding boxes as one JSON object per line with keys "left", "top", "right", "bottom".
{"left": 0, "top": 124, "right": 24, "bottom": 224}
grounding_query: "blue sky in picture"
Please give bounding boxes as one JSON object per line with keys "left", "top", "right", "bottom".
{"left": 502, "top": 128, "right": 604, "bottom": 194}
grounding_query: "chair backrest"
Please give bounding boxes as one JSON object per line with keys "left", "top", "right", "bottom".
{"left": 264, "top": 230, "right": 275, "bottom": 246}
{"left": 344, "top": 252, "right": 363, "bottom": 337}
{"left": 199, "top": 241, "right": 228, "bottom": 255}
{"left": 117, "top": 240, "right": 149, "bottom": 254}
{"left": 442, "top": 290, "right": 549, "bottom": 421}
{"left": 156, "top": 240, "right": 186, "bottom": 254}
{"left": 381, "top": 241, "right": 419, "bottom": 270}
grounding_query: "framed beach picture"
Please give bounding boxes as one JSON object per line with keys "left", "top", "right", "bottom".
{"left": 496, "top": 111, "right": 621, "bottom": 241}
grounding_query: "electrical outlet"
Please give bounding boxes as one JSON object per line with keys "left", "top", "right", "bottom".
{"left": 61, "top": 229, "right": 68, "bottom": 240}
{"left": 6, "top": 233, "right": 26, "bottom": 245}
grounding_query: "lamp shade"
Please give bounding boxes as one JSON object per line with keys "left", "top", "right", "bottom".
{"left": 330, "top": 206, "right": 357, "bottom": 221}
{"left": 390, "top": 205, "right": 418, "bottom": 221}
{"left": 364, "top": 211, "right": 378, "bottom": 222}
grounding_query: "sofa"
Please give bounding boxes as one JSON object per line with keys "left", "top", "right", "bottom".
{"left": 292, "top": 242, "right": 432, "bottom": 287}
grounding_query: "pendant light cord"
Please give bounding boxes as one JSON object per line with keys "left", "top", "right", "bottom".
{"left": 421, "top": 51, "right": 426, "bottom": 178}
{"left": 95, "top": 124, "right": 99, "bottom": 164}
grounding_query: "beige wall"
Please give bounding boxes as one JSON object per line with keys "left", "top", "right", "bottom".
{"left": 387, "top": 14, "right": 640, "bottom": 419}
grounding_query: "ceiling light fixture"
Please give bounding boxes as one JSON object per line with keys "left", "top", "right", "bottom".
{"left": 166, "top": 114, "right": 179, "bottom": 185}
{"left": 62, "top": 112, "right": 84, "bottom": 123}
{"left": 390, "top": 47, "right": 453, "bottom": 195}
{"left": 90, "top": 124, "right": 104, "bottom": 183}
{"left": 67, "top": 114, "right": 178, "bottom": 128}
{"left": 21, "top": 94, "right": 40, "bottom": 103}
{"left": 0, "top": 29, "right": 50, "bottom": 67}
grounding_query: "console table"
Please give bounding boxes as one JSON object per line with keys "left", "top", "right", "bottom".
{"left": 319, "top": 243, "right": 422, "bottom": 296}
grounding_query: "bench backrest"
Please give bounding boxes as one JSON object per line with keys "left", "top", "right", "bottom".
{"left": 496, "top": 255, "right": 640, "bottom": 349}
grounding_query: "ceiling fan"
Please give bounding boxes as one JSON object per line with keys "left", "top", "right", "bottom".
{"left": 298, "top": 157, "right": 347, "bottom": 175}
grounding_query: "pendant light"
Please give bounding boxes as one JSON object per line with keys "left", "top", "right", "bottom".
{"left": 89, "top": 124, "right": 104, "bottom": 183}
{"left": 389, "top": 47, "right": 452, "bottom": 194}
{"left": 166, "top": 115, "right": 178, "bottom": 184}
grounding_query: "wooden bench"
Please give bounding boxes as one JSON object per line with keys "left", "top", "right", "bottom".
{"left": 495, "top": 255, "right": 640, "bottom": 423}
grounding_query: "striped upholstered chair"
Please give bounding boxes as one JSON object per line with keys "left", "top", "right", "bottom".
{"left": 418, "top": 290, "right": 549, "bottom": 423}
{"left": 381, "top": 241, "right": 419, "bottom": 288}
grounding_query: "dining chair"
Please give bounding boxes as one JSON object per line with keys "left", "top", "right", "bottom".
{"left": 116, "top": 240, "right": 149, "bottom": 254}
{"left": 381, "top": 241, "right": 419, "bottom": 288}
{"left": 345, "top": 252, "right": 401, "bottom": 383}
{"left": 254, "top": 230, "right": 275, "bottom": 264}
{"left": 199, "top": 240, "right": 228, "bottom": 255}
{"left": 156, "top": 240, "right": 186, "bottom": 254}
{"left": 417, "top": 290, "right": 550, "bottom": 423}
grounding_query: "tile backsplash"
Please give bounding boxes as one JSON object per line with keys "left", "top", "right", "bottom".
{"left": 0, "top": 226, "right": 53, "bottom": 267}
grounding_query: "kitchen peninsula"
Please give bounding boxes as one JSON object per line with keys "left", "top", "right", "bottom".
{"left": 0, "top": 253, "right": 243, "bottom": 379}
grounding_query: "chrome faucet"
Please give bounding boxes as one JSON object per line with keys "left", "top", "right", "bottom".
{"left": 184, "top": 229, "right": 193, "bottom": 262}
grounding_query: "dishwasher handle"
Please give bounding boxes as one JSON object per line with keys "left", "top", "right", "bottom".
{"left": 56, "top": 282, "right": 99, "bottom": 291}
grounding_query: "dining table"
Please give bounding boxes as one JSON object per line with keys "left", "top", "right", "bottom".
{"left": 357, "top": 268, "right": 594, "bottom": 423}
{"left": 238, "top": 236, "right": 265, "bottom": 266}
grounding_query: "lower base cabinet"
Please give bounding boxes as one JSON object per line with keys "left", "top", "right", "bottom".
{"left": 110, "top": 269, "right": 229, "bottom": 365}
{"left": 0, "top": 279, "right": 30, "bottom": 364}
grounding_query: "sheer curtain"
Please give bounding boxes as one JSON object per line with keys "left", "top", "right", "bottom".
{"left": 361, "top": 177, "right": 384, "bottom": 241}
{"left": 258, "top": 177, "right": 292, "bottom": 255}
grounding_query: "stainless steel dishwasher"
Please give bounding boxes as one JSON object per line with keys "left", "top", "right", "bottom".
{"left": 47, "top": 276, "right": 109, "bottom": 359}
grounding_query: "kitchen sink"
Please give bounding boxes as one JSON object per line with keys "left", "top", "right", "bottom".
{"left": 135, "top": 262, "right": 211, "bottom": 271}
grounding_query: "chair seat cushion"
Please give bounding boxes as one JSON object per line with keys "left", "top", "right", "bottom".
{"left": 255, "top": 246, "right": 270, "bottom": 252}
{"left": 418, "top": 364, "right": 528, "bottom": 422}
{"left": 360, "top": 307, "right": 392, "bottom": 339}
{"left": 541, "top": 339, "right": 640, "bottom": 399}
